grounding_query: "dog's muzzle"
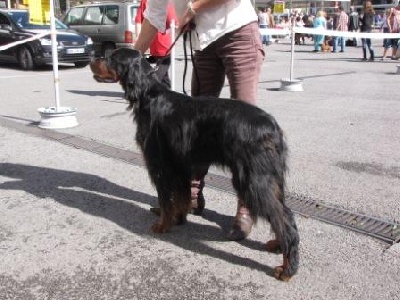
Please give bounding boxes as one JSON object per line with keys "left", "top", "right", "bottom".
{"left": 90, "top": 57, "right": 119, "bottom": 83}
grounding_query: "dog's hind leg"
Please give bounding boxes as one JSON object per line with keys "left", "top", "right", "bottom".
{"left": 233, "top": 169, "right": 299, "bottom": 281}
{"left": 268, "top": 205, "right": 299, "bottom": 281}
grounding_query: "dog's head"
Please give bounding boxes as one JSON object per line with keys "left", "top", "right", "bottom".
{"left": 90, "top": 48, "right": 159, "bottom": 107}
{"left": 90, "top": 48, "right": 147, "bottom": 83}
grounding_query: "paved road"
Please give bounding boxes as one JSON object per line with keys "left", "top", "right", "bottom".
{"left": 0, "top": 39, "right": 399, "bottom": 299}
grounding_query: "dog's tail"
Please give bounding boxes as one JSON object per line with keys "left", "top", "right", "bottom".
{"left": 233, "top": 125, "right": 299, "bottom": 276}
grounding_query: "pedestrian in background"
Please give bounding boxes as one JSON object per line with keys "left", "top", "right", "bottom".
{"left": 334, "top": 6, "right": 349, "bottom": 52}
{"left": 313, "top": 10, "right": 327, "bottom": 52}
{"left": 360, "top": 1, "right": 375, "bottom": 61}
{"left": 258, "top": 7, "right": 269, "bottom": 45}
{"left": 388, "top": 6, "right": 399, "bottom": 60}
{"left": 348, "top": 6, "right": 359, "bottom": 46}
{"left": 265, "top": 7, "right": 275, "bottom": 45}
{"left": 381, "top": 8, "right": 392, "bottom": 60}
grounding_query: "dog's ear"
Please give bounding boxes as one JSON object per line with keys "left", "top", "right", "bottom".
{"left": 109, "top": 48, "right": 142, "bottom": 79}
{"left": 123, "top": 54, "right": 153, "bottom": 106}
{"left": 126, "top": 55, "right": 155, "bottom": 86}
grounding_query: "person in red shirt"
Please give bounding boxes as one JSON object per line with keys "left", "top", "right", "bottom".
{"left": 134, "top": 0, "right": 176, "bottom": 87}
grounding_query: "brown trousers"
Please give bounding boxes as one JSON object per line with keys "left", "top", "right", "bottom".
{"left": 190, "top": 21, "right": 265, "bottom": 202}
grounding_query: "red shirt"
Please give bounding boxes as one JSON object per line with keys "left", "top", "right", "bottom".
{"left": 134, "top": 0, "right": 177, "bottom": 57}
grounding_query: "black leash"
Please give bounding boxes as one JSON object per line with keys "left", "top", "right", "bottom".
{"left": 161, "top": 23, "right": 200, "bottom": 95}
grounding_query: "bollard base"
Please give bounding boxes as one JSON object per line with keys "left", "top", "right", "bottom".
{"left": 280, "top": 78, "right": 304, "bottom": 92}
{"left": 38, "top": 107, "right": 78, "bottom": 129}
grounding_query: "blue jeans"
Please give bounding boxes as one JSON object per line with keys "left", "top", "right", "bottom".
{"left": 333, "top": 36, "right": 345, "bottom": 52}
{"left": 362, "top": 38, "right": 373, "bottom": 52}
{"left": 361, "top": 37, "right": 374, "bottom": 59}
{"left": 259, "top": 24, "right": 270, "bottom": 44}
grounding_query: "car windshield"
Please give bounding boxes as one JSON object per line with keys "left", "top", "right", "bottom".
{"left": 6, "top": 11, "right": 68, "bottom": 29}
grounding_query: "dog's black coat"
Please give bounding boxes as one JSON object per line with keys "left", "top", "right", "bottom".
{"left": 105, "top": 48, "right": 299, "bottom": 279}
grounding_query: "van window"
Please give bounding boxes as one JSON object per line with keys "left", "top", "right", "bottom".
{"left": 64, "top": 7, "right": 85, "bottom": 25}
{"left": 130, "top": 6, "right": 138, "bottom": 25}
{"left": 103, "top": 5, "right": 119, "bottom": 25}
{"left": 85, "top": 6, "right": 103, "bottom": 25}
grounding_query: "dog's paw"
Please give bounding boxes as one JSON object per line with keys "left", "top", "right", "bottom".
{"left": 265, "top": 239, "right": 282, "bottom": 253}
{"left": 175, "top": 214, "right": 187, "bottom": 226}
{"left": 151, "top": 223, "right": 168, "bottom": 233}
{"left": 149, "top": 207, "right": 161, "bottom": 216}
{"left": 274, "top": 266, "right": 292, "bottom": 282}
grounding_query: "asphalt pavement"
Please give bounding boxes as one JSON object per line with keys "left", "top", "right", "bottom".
{"left": 0, "top": 39, "right": 399, "bottom": 299}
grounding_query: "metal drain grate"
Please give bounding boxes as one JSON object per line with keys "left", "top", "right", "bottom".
{"left": 2, "top": 117, "right": 399, "bottom": 245}
{"left": 286, "top": 195, "right": 400, "bottom": 244}
{"left": 204, "top": 173, "right": 400, "bottom": 245}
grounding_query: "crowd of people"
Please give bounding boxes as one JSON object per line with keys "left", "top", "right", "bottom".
{"left": 257, "top": 2, "right": 400, "bottom": 61}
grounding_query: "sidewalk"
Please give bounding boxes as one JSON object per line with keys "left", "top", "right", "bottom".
{"left": 0, "top": 40, "right": 399, "bottom": 299}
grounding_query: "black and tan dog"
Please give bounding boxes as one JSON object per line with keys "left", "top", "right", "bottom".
{"left": 90, "top": 48, "right": 300, "bottom": 281}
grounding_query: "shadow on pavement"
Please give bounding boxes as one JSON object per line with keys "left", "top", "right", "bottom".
{"left": 0, "top": 163, "right": 276, "bottom": 278}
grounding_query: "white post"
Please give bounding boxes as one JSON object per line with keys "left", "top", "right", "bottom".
{"left": 38, "top": 0, "right": 78, "bottom": 129}
{"left": 289, "top": 22, "right": 295, "bottom": 81}
{"left": 50, "top": 0, "right": 61, "bottom": 111}
{"left": 170, "top": 19, "right": 175, "bottom": 91}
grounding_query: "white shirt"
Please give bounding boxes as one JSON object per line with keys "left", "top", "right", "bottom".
{"left": 258, "top": 12, "right": 268, "bottom": 26}
{"left": 144, "top": 0, "right": 258, "bottom": 50}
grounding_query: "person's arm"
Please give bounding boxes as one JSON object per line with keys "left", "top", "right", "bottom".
{"left": 133, "top": 18, "right": 158, "bottom": 53}
{"left": 133, "top": 0, "right": 168, "bottom": 53}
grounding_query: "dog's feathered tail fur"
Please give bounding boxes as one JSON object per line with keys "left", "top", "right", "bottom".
{"left": 92, "top": 48, "right": 300, "bottom": 281}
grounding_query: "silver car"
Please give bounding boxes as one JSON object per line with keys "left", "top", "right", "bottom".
{"left": 62, "top": 1, "right": 139, "bottom": 58}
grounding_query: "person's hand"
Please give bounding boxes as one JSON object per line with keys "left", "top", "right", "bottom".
{"left": 178, "top": 4, "right": 196, "bottom": 33}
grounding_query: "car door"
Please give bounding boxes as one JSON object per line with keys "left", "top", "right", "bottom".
{"left": 0, "top": 12, "right": 32, "bottom": 62}
{"left": 0, "top": 13, "right": 16, "bottom": 60}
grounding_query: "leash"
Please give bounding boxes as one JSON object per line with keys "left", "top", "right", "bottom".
{"left": 164, "top": 27, "right": 185, "bottom": 57}
{"left": 159, "top": 23, "right": 200, "bottom": 95}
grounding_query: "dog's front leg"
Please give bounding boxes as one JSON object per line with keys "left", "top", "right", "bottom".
{"left": 151, "top": 184, "right": 175, "bottom": 233}
{"left": 151, "top": 208, "right": 173, "bottom": 233}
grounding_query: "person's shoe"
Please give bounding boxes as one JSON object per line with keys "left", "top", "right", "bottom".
{"left": 227, "top": 205, "right": 253, "bottom": 241}
{"left": 339, "top": 50, "right": 344, "bottom": 52}
{"left": 190, "top": 193, "right": 205, "bottom": 216}
{"left": 369, "top": 57, "right": 375, "bottom": 61}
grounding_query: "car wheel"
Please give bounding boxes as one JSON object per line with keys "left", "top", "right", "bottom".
{"left": 74, "top": 61, "right": 89, "bottom": 68}
{"left": 18, "top": 47, "right": 35, "bottom": 70}
{"left": 102, "top": 44, "right": 115, "bottom": 58}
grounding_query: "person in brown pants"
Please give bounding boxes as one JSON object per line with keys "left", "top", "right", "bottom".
{"left": 189, "top": 21, "right": 265, "bottom": 240}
